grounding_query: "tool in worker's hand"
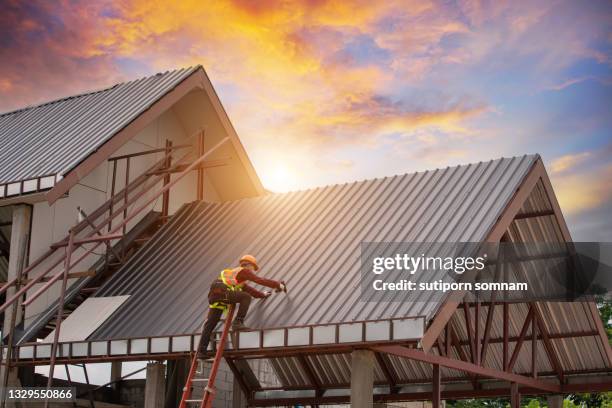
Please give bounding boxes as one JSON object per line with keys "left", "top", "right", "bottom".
{"left": 276, "top": 281, "right": 287, "bottom": 293}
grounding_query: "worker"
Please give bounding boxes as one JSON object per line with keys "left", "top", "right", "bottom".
{"left": 198, "top": 254, "right": 286, "bottom": 356}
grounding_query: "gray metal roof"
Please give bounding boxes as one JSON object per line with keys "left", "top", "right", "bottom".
{"left": 0, "top": 66, "right": 199, "bottom": 189}
{"left": 90, "top": 154, "right": 538, "bottom": 340}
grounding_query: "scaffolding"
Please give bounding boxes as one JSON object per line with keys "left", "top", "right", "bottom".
{"left": 0, "top": 132, "right": 228, "bottom": 407}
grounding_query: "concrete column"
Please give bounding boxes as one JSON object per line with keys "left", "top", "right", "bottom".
{"left": 232, "top": 375, "right": 247, "bottom": 408}
{"left": 351, "top": 350, "right": 375, "bottom": 408}
{"left": 1, "top": 205, "right": 31, "bottom": 404}
{"left": 547, "top": 395, "right": 564, "bottom": 408}
{"left": 165, "top": 358, "right": 188, "bottom": 408}
{"left": 2, "top": 205, "right": 32, "bottom": 335}
{"left": 144, "top": 362, "right": 165, "bottom": 408}
{"left": 110, "top": 361, "right": 122, "bottom": 406}
{"left": 110, "top": 361, "right": 123, "bottom": 389}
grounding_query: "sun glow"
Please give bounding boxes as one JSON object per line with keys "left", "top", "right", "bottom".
{"left": 260, "top": 163, "right": 298, "bottom": 193}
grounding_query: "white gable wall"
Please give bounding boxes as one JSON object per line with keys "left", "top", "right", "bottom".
{"left": 25, "top": 104, "right": 221, "bottom": 330}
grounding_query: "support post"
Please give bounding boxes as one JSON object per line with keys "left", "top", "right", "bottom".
{"left": 232, "top": 374, "right": 247, "bottom": 408}
{"left": 165, "top": 359, "right": 187, "bottom": 408}
{"left": 432, "top": 364, "right": 441, "bottom": 408}
{"left": 46, "top": 230, "right": 74, "bottom": 391}
{"left": 1, "top": 204, "right": 31, "bottom": 404}
{"left": 547, "top": 395, "right": 564, "bottom": 408}
{"left": 2, "top": 205, "right": 31, "bottom": 334}
{"left": 110, "top": 361, "right": 122, "bottom": 392}
{"left": 145, "top": 362, "right": 166, "bottom": 408}
{"left": 350, "top": 350, "right": 374, "bottom": 408}
{"left": 510, "top": 382, "right": 520, "bottom": 408}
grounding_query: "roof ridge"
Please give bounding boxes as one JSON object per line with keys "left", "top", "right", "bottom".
{"left": 0, "top": 65, "right": 201, "bottom": 118}
{"left": 224, "top": 154, "right": 540, "bottom": 203}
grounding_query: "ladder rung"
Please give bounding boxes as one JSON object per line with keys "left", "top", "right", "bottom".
{"left": 186, "top": 400, "right": 202, "bottom": 403}
{"left": 192, "top": 378, "right": 208, "bottom": 382}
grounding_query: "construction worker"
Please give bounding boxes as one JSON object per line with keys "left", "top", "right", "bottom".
{"left": 198, "top": 254, "right": 286, "bottom": 355}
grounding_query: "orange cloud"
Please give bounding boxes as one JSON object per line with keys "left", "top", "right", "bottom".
{"left": 551, "top": 164, "right": 612, "bottom": 215}
{"left": 550, "top": 152, "right": 591, "bottom": 175}
{"left": 74, "top": 0, "right": 488, "bottom": 163}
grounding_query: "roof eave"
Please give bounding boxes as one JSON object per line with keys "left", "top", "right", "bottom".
{"left": 45, "top": 67, "right": 264, "bottom": 204}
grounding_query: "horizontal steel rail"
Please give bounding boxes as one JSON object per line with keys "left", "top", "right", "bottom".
{"left": 10, "top": 317, "right": 422, "bottom": 363}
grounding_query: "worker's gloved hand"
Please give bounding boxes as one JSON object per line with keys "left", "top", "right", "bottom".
{"left": 276, "top": 281, "right": 287, "bottom": 293}
{"left": 261, "top": 291, "right": 272, "bottom": 300}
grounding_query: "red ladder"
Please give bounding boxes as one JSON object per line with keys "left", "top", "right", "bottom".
{"left": 179, "top": 306, "right": 235, "bottom": 408}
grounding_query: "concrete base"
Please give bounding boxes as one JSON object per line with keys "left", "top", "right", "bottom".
{"left": 144, "top": 362, "right": 165, "bottom": 408}
{"left": 547, "top": 395, "right": 564, "bottom": 408}
{"left": 351, "top": 350, "right": 375, "bottom": 408}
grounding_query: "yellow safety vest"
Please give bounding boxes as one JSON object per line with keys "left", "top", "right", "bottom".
{"left": 220, "top": 268, "right": 244, "bottom": 291}
{"left": 209, "top": 268, "right": 244, "bottom": 311}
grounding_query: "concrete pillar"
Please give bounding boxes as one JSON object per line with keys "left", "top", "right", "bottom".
{"left": 110, "top": 361, "right": 122, "bottom": 393}
{"left": 144, "top": 362, "right": 165, "bottom": 408}
{"left": 109, "top": 361, "right": 122, "bottom": 406}
{"left": 1, "top": 205, "right": 31, "bottom": 404}
{"left": 232, "top": 375, "right": 247, "bottom": 408}
{"left": 165, "top": 358, "right": 188, "bottom": 408}
{"left": 2, "top": 205, "right": 31, "bottom": 335}
{"left": 547, "top": 395, "right": 564, "bottom": 408}
{"left": 350, "top": 350, "right": 375, "bottom": 408}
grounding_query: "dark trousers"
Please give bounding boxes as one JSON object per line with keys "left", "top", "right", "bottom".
{"left": 198, "top": 290, "right": 252, "bottom": 355}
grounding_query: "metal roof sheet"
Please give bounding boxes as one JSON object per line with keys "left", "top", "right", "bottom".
{"left": 90, "top": 154, "right": 538, "bottom": 340}
{"left": 0, "top": 66, "right": 198, "bottom": 187}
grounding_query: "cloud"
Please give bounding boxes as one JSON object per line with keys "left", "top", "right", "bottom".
{"left": 551, "top": 164, "right": 612, "bottom": 215}
{"left": 77, "top": 0, "right": 494, "bottom": 147}
{"left": 550, "top": 152, "right": 591, "bottom": 175}
{"left": 0, "top": 1, "right": 125, "bottom": 112}
{"left": 0, "top": 0, "right": 610, "bottom": 236}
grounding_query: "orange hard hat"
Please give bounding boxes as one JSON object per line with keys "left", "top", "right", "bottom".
{"left": 239, "top": 254, "right": 259, "bottom": 271}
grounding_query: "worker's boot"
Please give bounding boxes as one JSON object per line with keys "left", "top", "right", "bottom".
{"left": 232, "top": 317, "right": 250, "bottom": 331}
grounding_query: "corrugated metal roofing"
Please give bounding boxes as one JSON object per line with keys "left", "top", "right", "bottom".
{"left": 0, "top": 66, "right": 198, "bottom": 186}
{"left": 90, "top": 154, "right": 538, "bottom": 340}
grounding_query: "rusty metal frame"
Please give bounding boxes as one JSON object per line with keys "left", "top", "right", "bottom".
{"left": 421, "top": 157, "right": 545, "bottom": 352}
{"left": 0, "top": 136, "right": 231, "bottom": 396}
{"left": 373, "top": 345, "right": 561, "bottom": 392}
{"left": 247, "top": 380, "right": 612, "bottom": 406}
{"left": 9, "top": 316, "right": 424, "bottom": 365}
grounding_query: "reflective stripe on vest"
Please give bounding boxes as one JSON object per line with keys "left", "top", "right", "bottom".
{"left": 219, "top": 268, "right": 244, "bottom": 291}
{"left": 209, "top": 301, "right": 228, "bottom": 312}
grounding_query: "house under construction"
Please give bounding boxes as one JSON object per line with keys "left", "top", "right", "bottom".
{"left": 0, "top": 66, "right": 610, "bottom": 408}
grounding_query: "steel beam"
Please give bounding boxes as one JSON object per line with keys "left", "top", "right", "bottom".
{"left": 373, "top": 345, "right": 561, "bottom": 393}
{"left": 247, "top": 381, "right": 612, "bottom": 406}
{"left": 421, "top": 157, "right": 543, "bottom": 353}
{"left": 533, "top": 306, "right": 564, "bottom": 382}
{"left": 508, "top": 305, "right": 534, "bottom": 372}
{"left": 513, "top": 210, "right": 555, "bottom": 219}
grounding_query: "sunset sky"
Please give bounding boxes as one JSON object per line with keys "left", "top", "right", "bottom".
{"left": 0, "top": 0, "right": 611, "bottom": 240}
